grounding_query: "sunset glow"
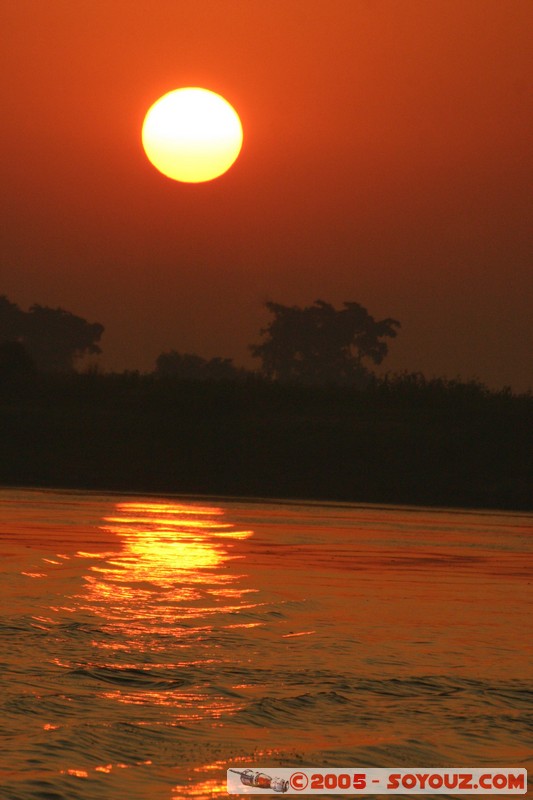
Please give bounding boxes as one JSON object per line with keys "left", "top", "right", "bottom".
{"left": 142, "top": 88, "right": 243, "bottom": 183}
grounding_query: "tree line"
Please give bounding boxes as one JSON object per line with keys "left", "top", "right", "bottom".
{"left": 0, "top": 296, "right": 103, "bottom": 374}
{"left": 0, "top": 295, "right": 400, "bottom": 387}
{"left": 1, "top": 296, "right": 530, "bottom": 510}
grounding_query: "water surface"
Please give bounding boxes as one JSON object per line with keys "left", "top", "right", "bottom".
{"left": 0, "top": 488, "right": 531, "bottom": 799}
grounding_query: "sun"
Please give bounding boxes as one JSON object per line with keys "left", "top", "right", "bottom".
{"left": 141, "top": 87, "right": 243, "bottom": 183}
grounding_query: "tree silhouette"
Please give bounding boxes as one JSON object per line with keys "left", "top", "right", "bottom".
{"left": 155, "top": 350, "right": 240, "bottom": 380}
{"left": 0, "top": 341, "right": 35, "bottom": 378}
{"left": 0, "top": 295, "right": 104, "bottom": 372}
{"left": 0, "top": 296, "right": 25, "bottom": 340}
{"left": 250, "top": 299, "right": 400, "bottom": 385}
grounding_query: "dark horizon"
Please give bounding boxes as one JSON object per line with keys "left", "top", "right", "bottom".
{"left": 1, "top": 365, "right": 531, "bottom": 512}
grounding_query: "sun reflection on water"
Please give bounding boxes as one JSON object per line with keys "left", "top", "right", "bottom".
{"left": 79, "top": 501, "right": 256, "bottom": 629}
{"left": 73, "top": 501, "right": 259, "bottom": 795}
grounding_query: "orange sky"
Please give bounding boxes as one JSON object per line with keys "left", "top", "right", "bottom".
{"left": 1, "top": 0, "right": 532, "bottom": 390}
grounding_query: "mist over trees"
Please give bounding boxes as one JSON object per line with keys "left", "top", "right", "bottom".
{"left": 1, "top": 295, "right": 401, "bottom": 384}
{"left": 153, "top": 300, "right": 401, "bottom": 386}
{"left": 250, "top": 300, "right": 400, "bottom": 385}
{"left": 155, "top": 351, "right": 241, "bottom": 381}
{"left": 0, "top": 296, "right": 104, "bottom": 372}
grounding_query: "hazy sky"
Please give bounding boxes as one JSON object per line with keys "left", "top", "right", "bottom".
{"left": 2, "top": 0, "right": 532, "bottom": 390}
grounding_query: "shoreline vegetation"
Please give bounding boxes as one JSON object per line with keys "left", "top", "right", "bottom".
{"left": 1, "top": 370, "right": 531, "bottom": 512}
{"left": 3, "top": 294, "right": 529, "bottom": 511}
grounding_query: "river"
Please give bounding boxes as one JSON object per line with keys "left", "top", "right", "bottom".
{"left": 0, "top": 488, "right": 531, "bottom": 799}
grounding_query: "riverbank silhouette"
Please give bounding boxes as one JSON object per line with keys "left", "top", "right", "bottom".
{"left": 1, "top": 370, "right": 530, "bottom": 511}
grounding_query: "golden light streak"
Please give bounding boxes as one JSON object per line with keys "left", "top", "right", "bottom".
{"left": 72, "top": 499, "right": 257, "bottom": 726}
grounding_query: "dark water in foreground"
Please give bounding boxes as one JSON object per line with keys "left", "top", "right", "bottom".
{"left": 0, "top": 489, "right": 531, "bottom": 799}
